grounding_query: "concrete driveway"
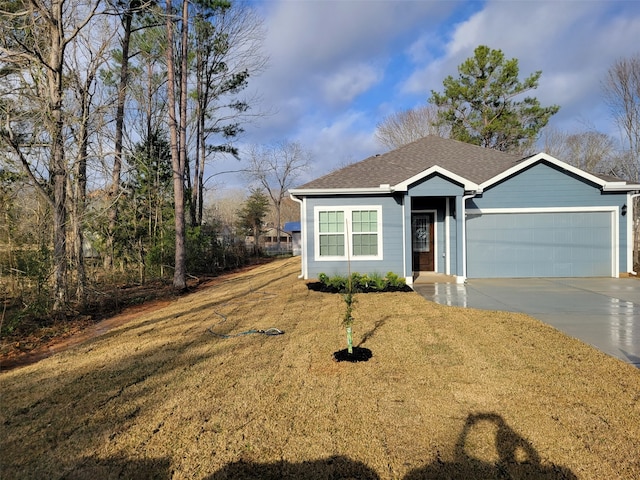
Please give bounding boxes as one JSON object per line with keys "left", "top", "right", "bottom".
{"left": 414, "top": 278, "right": 640, "bottom": 368}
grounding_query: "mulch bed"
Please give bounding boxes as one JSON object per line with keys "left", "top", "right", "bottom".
{"left": 306, "top": 282, "right": 412, "bottom": 294}
{"left": 333, "top": 347, "right": 373, "bottom": 362}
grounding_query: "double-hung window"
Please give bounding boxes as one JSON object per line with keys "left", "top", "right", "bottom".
{"left": 315, "top": 206, "right": 382, "bottom": 260}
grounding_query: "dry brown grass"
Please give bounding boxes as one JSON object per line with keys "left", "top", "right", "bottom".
{"left": 1, "top": 258, "right": 639, "bottom": 479}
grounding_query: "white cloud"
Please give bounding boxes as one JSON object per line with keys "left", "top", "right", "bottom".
{"left": 402, "top": 0, "right": 640, "bottom": 138}
{"left": 295, "top": 110, "right": 380, "bottom": 184}
{"left": 210, "top": 0, "right": 640, "bottom": 191}
{"left": 321, "top": 63, "right": 383, "bottom": 106}
{"left": 252, "top": 0, "right": 458, "bottom": 119}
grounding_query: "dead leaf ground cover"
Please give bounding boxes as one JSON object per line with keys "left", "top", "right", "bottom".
{"left": 1, "top": 258, "right": 639, "bottom": 479}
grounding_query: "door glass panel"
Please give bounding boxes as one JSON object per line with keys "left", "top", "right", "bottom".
{"left": 412, "top": 214, "right": 431, "bottom": 252}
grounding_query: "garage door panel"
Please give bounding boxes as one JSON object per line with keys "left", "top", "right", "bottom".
{"left": 514, "top": 215, "right": 534, "bottom": 228}
{"left": 467, "top": 211, "right": 612, "bottom": 278}
{"left": 554, "top": 229, "right": 572, "bottom": 244}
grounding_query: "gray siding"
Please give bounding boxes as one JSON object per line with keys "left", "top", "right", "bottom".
{"left": 469, "top": 162, "right": 629, "bottom": 272}
{"left": 409, "top": 173, "right": 465, "bottom": 196}
{"left": 303, "top": 195, "right": 405, "bottom": 279}
{"left": 472, "top": 163, "right": 623, "bottom": 209}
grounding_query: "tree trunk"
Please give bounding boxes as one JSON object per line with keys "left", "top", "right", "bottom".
{"left": 192, "top": 59, "right": 203, "bottom": 227}
{"left": 73, "top": 69, "right": 93, "bottom": 308}
{"left": 193, "top": 45, "right": 207, "bottom": 227}
{"left": 192, "top": 97, "right": 201, "bottom": 227}
{"left": 198, "top": 146, "right": 205, "bottom": 226}
{"left": 176, "top": 0, "right": 189, "bottom": 288}
{"left": 105, "top": 8, "right": 133, "bottom": 269}
{"left": 166, "top": 0, "right": 187, "bottom": 290}
{"left": 50, "top": 0, "right": 68, "bottom": 311}
{"left": 275, "top": 199, "right": 282, "bottom": 252}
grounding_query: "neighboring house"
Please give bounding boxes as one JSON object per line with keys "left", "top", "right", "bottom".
{"left": 249, "top": 226, "right": 292, "bottom": 254}
{"left": 284, "top": 221, "right": 302, "bottom": 256}
{"left": 215, "top": 224, "right": 235, "bottom": 245}
{"left": 289, "top": 136, "right": 640, "bottom": 286}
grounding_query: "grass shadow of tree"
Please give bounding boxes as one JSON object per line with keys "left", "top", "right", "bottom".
{"left": 357, "top": 316, "right": 388, "bottom": 347}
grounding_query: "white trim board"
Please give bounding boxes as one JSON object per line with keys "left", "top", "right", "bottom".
{"left": 466, "top": 206, "right": 619, "bottom": 214}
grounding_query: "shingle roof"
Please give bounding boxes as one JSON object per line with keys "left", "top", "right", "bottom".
{"left": 296, "top": 135, "right": 523, "bottom": 190}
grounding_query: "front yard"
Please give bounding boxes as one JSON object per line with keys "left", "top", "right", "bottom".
{"left": 1, "top": 258, "right": 639, "bottom": 479}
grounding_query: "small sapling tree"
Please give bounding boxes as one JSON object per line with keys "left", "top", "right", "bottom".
{"left": 343, "top": 271, "right": 356, "bottom": 355}
{"left": 342, "top": 219, "right": 356, "bottom": 355}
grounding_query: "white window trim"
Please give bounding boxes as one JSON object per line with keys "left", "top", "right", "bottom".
{"left": 314, "top": 205, "right": 383, "bottom": 261}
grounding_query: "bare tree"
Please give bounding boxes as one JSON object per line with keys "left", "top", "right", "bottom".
{"left": 247, "top": 141, "right": 310, "bottom": 252}
{"left": 67, "top": 23, "right": 113, "bottom": 307}
{"left": 603, "top": 53, "right": 640, "bottom": 267}
{"left": 375, "top": 105, "right": 449, "bottom": 150}
{"left": 542, "top": 127, "right": 617, "bottom": 174}
{"left": 0, "top": 0, "right": 101, "bottom": 310}
{"left": 104, "top": 0, "right": 147, "bottom": 269}
{"left": 604, "top": 54, "right": 640, "bottom": 183}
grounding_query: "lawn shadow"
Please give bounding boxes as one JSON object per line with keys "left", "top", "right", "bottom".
{"left": 404, "top": 412, "right": 577, "bottom": 479}
{"left": 0, "top": 322, "right": 244, "bottom": 477}
{"left": 205, "top": 455, "right": 380, "bottom": 480}
{"left": 357, "top": 317, "right": 388, "bottom": 347}
{"left": 60, "top": 455, "right": 171, "bottom": 479}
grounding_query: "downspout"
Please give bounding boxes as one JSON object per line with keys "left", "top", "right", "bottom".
{"left": 628, "top": 192, "right": 640, "bottom": 275}
{"left": 289, "top": 193, "right": 305, "bottom": 279}
{"left": 402, "top": 194, "right": 409, "bottom": 285}
{"left": 460, "top": 191, "right": 479, "bottom": 283}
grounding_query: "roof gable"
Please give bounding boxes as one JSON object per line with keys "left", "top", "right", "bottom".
{"left": 293, "top": 136, "right": 519, "bottom": 192}
{"left": 396, "top": 166, "right": 479, "bottom": 192}
{"left": 480, "top": 153, "right": 637, "bottom": 192}
{"left": 291, "top": 136, "right": 640, "bottom": 195}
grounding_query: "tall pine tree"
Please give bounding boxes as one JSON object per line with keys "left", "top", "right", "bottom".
{"left": 430, "top": 45, "right": 559, "bottom": 153}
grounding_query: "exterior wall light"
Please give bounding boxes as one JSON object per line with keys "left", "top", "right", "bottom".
{"left": 622, "top": 204, "right": 627, "bottom": 216}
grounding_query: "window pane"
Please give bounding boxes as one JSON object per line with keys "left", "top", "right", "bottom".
{"left": 319, "top": 234, "right": 344, "bottom": 256}
{"left": 319, "top": 211, "right": 344, "bottom": 233}
{"left": 352, "top": 210, "right": 377, "bottom": 233}
{"left": 352, "top": 233, "right": 377, "bottom": 256}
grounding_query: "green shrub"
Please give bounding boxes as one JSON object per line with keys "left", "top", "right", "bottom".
{"left": 367, "top": 272, "right": 387, "bottom": 291}
{"left": 317, "top": 271, "right": 407, "bottom": 293}
{"left": 385, "top": 271, "right": 406, "bottom": 288}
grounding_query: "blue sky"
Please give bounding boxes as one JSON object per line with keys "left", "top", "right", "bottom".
{"left": 213, "top": 0, "right": 640, "bottom": 193}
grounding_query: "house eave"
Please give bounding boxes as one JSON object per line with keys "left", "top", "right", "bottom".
{"left": 289, "top": 186, "right": 395, "bottom": 196}
{"left": 602, "top": 184, "right": 640, "bottom": 192}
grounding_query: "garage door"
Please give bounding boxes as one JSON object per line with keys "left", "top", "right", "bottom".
{"left": 466, "top": 211, "right": 613, "bottom": 278}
